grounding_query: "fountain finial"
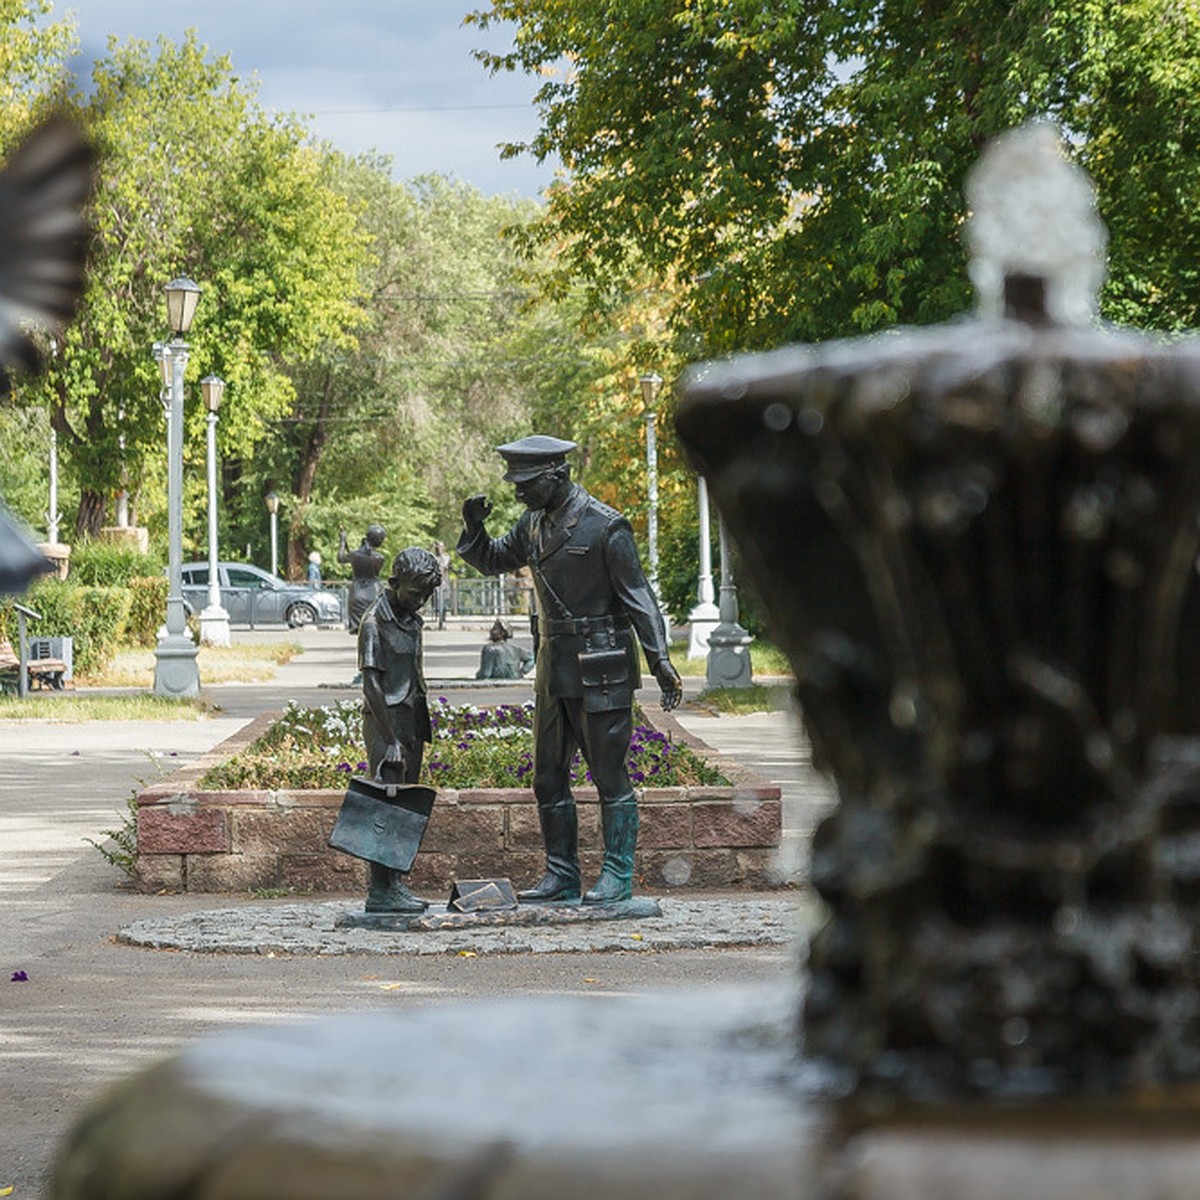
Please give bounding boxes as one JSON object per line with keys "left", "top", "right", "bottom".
{"left": 965, "top": 122, "right": 1107, "bottom": 326}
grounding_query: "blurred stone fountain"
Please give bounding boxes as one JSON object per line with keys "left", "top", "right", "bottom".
{"left": 677, "top": 123, "right": 1200, "bottom": 1098}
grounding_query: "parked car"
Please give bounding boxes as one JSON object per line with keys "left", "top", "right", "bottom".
{"left": 179, "top": 562, "right": 344, "bottom": 628}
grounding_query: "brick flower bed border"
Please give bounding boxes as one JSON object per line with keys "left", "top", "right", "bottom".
{"left": 134, "top": 703, "right": 784, "bottom": 895}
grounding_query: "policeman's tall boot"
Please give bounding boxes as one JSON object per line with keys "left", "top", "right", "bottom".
{"left": 517, "top": 800, "right": 581, "bottom": 902}
{"left": 366, "top": 862, "right": 427, "bottom": 913}
{"left": 583, "top": 798, "right": 638, "bottom": 904}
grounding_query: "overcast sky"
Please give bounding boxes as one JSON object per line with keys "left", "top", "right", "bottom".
{"left": 67, "top": 1, "right": 557, "bottom": 198}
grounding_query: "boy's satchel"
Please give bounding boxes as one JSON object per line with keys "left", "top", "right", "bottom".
{"left": 328, "top": 770, "right": 436, "bottom": 871}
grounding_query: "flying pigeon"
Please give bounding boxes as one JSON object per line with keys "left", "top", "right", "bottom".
{"left": 0, "top": 115, "right": 93, "bottom": 594}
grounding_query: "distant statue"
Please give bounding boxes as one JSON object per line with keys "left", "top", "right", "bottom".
{"left": 306, "top": 551, "right": 322, "bottom": 587}
{"left": 476, "top": 618, "right": 534, "bottom": 680}
{"left": 458, "top": 434, "right": 682, "bottom": 905}
{"left": 338, "top": 524, "right": 385, "bottom": 634}
{"left": 356, "top": 546, "right": 443, "bottom": 913}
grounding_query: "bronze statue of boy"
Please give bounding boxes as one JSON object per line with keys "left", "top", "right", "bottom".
{"left": 356, "top": 546, "right": 442, "bottom": 913}
{"left": 458, "top": 434, "right": 682, "bottom": 904}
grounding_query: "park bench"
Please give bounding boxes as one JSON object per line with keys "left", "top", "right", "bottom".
{"left": 0, "top": 635, "right": 69, "bottom": 692}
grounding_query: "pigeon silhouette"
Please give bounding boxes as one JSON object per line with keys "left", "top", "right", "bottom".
{"left": 0, "top": 115, "right": 93, "bottom": 375}
{"left": 0, "top": 115, "right": 93, "bottom": 593}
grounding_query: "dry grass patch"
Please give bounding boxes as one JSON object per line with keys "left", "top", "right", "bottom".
{"left": 0, "top": 693, "right": 210, "bottom": 721}
{"left": 77, "top": 640, "right": 301, "bottom": 688}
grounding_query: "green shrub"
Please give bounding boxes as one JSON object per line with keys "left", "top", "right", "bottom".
{"left": 0, "top": 579, "right": 132, "bottom": 676}
{"left": 125, "top": 576, "right": 168, "bottom": 647}
{"left": 69, "top": 541, "right": 161, "bottom": 586}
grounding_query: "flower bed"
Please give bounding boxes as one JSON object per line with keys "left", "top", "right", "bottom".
{"left": 202, "top": 697, "right": 728, "bottom": 790}
{"left": 135, "top": 702, "right": 784, "bottom": 896}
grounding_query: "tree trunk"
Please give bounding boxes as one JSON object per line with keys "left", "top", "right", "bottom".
{"left": 75, "top": 487, "right": 106, "bottom": 540}
{"left": 287, "top": 366, "right": 333, "bottom": 579}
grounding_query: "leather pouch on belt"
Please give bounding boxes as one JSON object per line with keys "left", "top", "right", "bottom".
{"left": 577, "top": 645, "right": 631, "bottom": 713}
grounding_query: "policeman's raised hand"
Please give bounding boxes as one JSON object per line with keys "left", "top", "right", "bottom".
{"left": 462, "top": 494, "right": 493, "bottom": 535}
{"left": 655, "top": 660, "right": 684, "bottom": 711}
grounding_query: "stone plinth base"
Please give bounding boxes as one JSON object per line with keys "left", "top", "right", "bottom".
{"left": 98, "top": 525, "right": 149, "bottom": 553}
{"left": 335, "top": 895, "right": 663, "bottom": 931}
{"left": 35, "top": 541, "right": 70, "bottom": 579}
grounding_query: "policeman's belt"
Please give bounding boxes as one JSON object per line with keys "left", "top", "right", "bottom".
{"left": 542, "top": 615, "right": 630, "bottom": 637}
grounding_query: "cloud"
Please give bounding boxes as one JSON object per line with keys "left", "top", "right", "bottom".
{"left": 67, "top": 0, "right": 556, "bottom": 196}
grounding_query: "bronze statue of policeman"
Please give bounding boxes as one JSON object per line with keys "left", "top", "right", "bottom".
{"left": 458, "top": 435, "right": 683, "bottom": 904}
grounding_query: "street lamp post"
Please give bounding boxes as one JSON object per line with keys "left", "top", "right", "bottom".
{"left": 198, "top": 374, "right": 230, "bottom": 647}
{"left": 153, "top": 276, "right": 202, "bottom": 699}
{"left": 639, "top": 372, "right": 663, "bottom": 602}
{"left": 265, "top": 492, "right": 280, "bottom": 576}
{"left": 687, "top": 477, "right": 720, "bottom": 657}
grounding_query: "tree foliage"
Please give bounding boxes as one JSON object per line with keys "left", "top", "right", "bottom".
{"left": 12, "top": 30, "right": 371, "bottom": 544}
{"left": 272, "top": 160, "right": 605, "bottom": 576}
{"left": 468, "top": 1, "right": 1200, "bottom": 351}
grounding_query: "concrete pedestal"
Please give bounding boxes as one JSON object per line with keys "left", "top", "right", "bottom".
{"left": 98, "top": 525, "right": 150, "bottom": 554}
{"left": 152, "top": 633, "right": 200, "bottom": 698}
{"left": 707, "top": 621, "right": 754, "bottom": 689}
{"left": 35, "top": 541, "right": 70, "bottom": 580}
{"left": 52, "top": 986, "right": 817, "bottom": 1199}
{"left": 198, "top": 604, "right": 231, "bottom": 648}
{"left": 687, "top": 599, "right": 720, "bottom": 658}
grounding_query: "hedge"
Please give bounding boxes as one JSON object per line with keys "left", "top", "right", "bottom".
{"left": 125, "top": 576, "right": 169, "bottom": 647}
{"left": 0, "top": 579, "right": 133, "bottom": 676}
{"left": 68, "top": 541, "right": 161, "bottom": 586}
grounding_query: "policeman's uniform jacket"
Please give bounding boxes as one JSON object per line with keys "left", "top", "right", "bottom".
{"left": 457, "top": 483, "right": 670, "bottom": 711}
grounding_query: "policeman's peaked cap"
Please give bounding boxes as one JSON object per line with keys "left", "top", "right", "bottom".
{"left": 496, "top": 435, "right": 578, "bottom": 482}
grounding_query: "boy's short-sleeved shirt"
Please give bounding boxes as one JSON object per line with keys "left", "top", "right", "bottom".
{"left": 358, "top": 592, "right": 425, "bottom": 709}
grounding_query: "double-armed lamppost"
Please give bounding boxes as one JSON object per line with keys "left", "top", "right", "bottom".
{"left": 265, "top": 491, "right": 280, "bottom": 576}
{"left": 198, "top": 374, "right": 230, "bottom": 647}
{"left": 153, "top": 277, "right": 202, "bottom": 698}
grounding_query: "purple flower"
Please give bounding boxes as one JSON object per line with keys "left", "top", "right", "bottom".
{"left": 336, "top": 762, "right": 353, "bottom": 773}
{"left": 11, "top": 970, "right": 27, "bottom": 982}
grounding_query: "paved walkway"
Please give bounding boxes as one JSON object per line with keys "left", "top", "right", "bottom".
{"left": 0, "top": 622, "right": 831, "bottom": 1194}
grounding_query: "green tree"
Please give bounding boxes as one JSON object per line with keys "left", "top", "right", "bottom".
{"left": 15, "top": 32, "right": 370, "bottom": 545}
{"left": 271, "top": 160, "right": 604, "bottom": 576}
{"left": 0, "top": 0, "right": 75, "bottom": 152}
{"left": 468, "top": 1, "right": 1200, "bottom": 350}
